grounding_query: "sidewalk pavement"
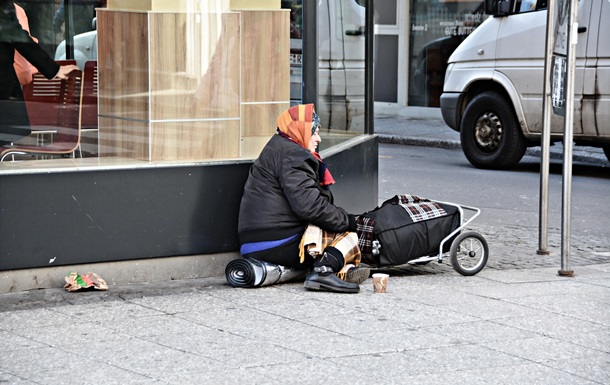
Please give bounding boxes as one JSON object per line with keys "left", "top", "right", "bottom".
{"left": 1, "top": 108, "right": 608, "bottom": 385}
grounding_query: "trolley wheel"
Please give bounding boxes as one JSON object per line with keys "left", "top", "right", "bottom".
{"left": 449, "top": 231, "right": 489, "bottom": 276}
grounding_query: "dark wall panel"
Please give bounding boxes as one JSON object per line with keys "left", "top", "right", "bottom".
{"left": 326, "top": 137, "right": 379, "bottom": 215}
{"left": 0, "top": 163, "right": 251, "bottom": 270}
{"left": 374, "top": 35, "right": 399, "bottom": 103}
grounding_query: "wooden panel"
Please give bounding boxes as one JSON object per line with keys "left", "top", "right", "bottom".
{"left": 149, "top": 13, "right": 240, "bottom": 120}
{"left": 107, "top": 0, "right": 152, "bottom": 10}
{"left": 231, "top": 0, "right": 280, "bottom": 10}
{"left": 150, "top": 120, "right": 240, "bottom": 161}
{"left": 107, "top": 0, "right": 244, "bottom": 12}
{"left": 99, "top": 116, "right": 149, "bottom": 160}
{"left": 241, "top": 11, "right": 290, "bottom": 102}
{"left": 97, "top": 10, "right": 149, "bottom": 121}
{"left": 107, "top": 0, "right": 281, "bottom": 12}
{"left": 241, "top": 102, "right": 289, "bottom": 137}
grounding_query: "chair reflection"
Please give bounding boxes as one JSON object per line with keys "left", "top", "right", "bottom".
{"left": 78, "top": 60, "right": 98, "bottom": 157}
{"left": 1, "top": 66, "right": 83, "bottom": 162}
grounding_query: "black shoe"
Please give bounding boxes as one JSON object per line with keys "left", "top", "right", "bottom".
{"left": 304, "top": 271, "right": 360, "bottom": 293}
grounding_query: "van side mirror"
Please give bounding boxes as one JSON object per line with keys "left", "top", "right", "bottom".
{"left": 484, "top": 0, "right": 511, "bottom": 16}
{"left": 497, "top": 0, "right": 511, "bottom": 15}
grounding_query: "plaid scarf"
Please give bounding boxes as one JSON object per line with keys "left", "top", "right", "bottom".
{"left": 312, "top": 151, "right": 335, "bottom": 188}
{"left": 298, "top": 224, "right": 361, "bottom": 266}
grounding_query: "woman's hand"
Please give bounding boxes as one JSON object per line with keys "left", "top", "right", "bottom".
{"left": 54, "top": 64, "right": 79, "bottom": 79}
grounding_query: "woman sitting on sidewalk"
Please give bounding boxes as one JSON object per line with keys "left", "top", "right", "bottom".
{"left": 233, "top": 104, "right": 369, "bottom": 293}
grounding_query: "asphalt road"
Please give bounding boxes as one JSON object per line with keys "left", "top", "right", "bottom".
{"left": 378, "top": 143, "right": 610, "bottom": 243}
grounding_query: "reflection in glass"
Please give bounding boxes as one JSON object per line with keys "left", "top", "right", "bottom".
{"left": 318, "top": 0, "right": 366, "bottom": 147}
{"left": 408, "top": 0, "right": 487, "bottom": 107}
{"left": 2, "top": 0, "right": 369, "bottom": 172}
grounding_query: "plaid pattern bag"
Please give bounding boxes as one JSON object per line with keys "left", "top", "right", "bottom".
{"left": 355, "top": 215, "right": 375, "bottom": 257}
{"left": 395, "top": 194, "right": 447, "bottom": 222}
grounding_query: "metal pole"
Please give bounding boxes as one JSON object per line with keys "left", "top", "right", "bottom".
{"left": 538, "top": 0, "right": 556, "bottom": 256}
{"left": 302, "top": 0, "right": 318, "bottom": 107}
{"left": 365, "top": 0, "right": 375, "bottom": 135}
{"left": 64, "top": 0, "right": 74, "bottom": 60}
{"left": 559, "top": 0, "right": 578, "bottom": 277}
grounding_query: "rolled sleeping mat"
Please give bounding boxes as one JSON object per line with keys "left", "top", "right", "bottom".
{"left": 225, "top": 258, "right": 307, "bottom": 288}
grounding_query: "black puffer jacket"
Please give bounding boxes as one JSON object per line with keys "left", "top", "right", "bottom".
{"left": 238, "top": 134, "right": 351, "bottom": 245}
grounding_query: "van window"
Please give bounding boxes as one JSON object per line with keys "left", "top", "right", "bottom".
{"left": 514, "top": 0, "right": 547, "bottom": 13}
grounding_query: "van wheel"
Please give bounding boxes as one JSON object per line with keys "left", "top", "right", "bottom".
{"left": 460, "top": 91, "right": 527, "bottom": 169}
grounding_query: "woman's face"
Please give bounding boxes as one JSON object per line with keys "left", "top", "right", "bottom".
{"left": 308, "top": 126, "right": 321, "bottom": 153}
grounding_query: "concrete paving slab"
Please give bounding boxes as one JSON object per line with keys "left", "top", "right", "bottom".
{"left": 250, "top": 358, "right": 396, "bottom": 385}
{"left": 439, "top": 296, "right": 550, "bottom": 321}
{"left": 98, "top": 338, "right": 225, "bottom": 381}
{"left": 2, "top": 346, "right": 105, "bottom": 379}
{"left": 504, "top": 295, "right": 610, "bottom": 327}
{"left": 11, "top": 320, "right": 130, "bottom": 349}
{"left": 203, "top": 366, "right": 284, "bottom": 385}
{"left": 97, "top": 313, "right": 210, "bottom": 340}
{"left": 482, "top": 335, "right": 601, "bottom": 364}
{"left": 558, "top": 328, "right": 610, "bottom": 354}
{"left": 478, "top": 266, "right": 577, "bottom": 283}
{"left": 407, "top": 343, "right": 530, "bottom": 372}
{"left": 0, "top": 307, "right": 76, "bottom": 331}
{"left": 458, "top": 279, "right": 609, "bottom": 300}
{"left": 330, "top": 350, "right": 454, "bottom": 380}
{"left": 543, "top": 353, "right": 610, "bottom": 384}
{"left": 399, "top": 363, "right": 600, "bottom": 385}
{"left": 0, "top": 330, "right": 46, "bottom": 351}
{"left": 267, "top": 332, "right": 388, "bottom": 358}
{"left": 24, "top": 360, "right": 157, "bottom": 385}
{"left": 358, "top": 326, "right": 467, "bottom": 352}
{"left": 205, "top": 341, "right": 312, "bottom": 368}
{"left": 49, "top": 299, "right": 168, "bottom": 324}
{"left": 421, "top": 319, "right": 539, "bottom": 343}
{"left": 492, "top": 312, "right": 607, "bottom": 340}
{"left": 302, "top": 310, "right": 411, "bottom": 334}
{"left": 0, "top": 371, "right": 34, "bottom": 385}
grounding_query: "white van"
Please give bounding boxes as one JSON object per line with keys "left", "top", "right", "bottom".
{"left": 440, "top": 0, "right": 610, "bottom": 169}
{"left": 317, "top": 0, "right": 366, "bottom": 132}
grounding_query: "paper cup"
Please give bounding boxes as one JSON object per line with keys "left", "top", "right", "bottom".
{"left": 372, "top": 273, "right": 389, "bottom": 293}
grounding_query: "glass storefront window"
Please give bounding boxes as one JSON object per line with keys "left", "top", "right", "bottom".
{"left": 408, "top": 0, "right": 488, "bottom": 107}
{"left": 283, "top": 0, "right": 366, "bottom": 152}
{"left": 1, "top": 0, "right": 367, "bottom": 174}
{"left": 317, "top": 0, "right": 366, "bottom": 144}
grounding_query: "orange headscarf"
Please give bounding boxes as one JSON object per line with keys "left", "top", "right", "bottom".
{"left": 276, "top": 104, "right": 335, "bottom": 187}
{"left": 276, "top": 104, "right": 316, "bottom": 150}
